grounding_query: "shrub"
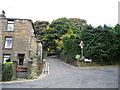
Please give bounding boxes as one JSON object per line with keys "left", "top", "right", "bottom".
{"left": 2, "top": 62, "right": 13, "bottom": 81}
{"left": 5, "top": 62, "right": 13, "bottom": 64}
{"left": 81, "top": 25, "right": 118, "bottom": 64}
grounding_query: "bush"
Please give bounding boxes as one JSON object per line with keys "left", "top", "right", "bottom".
{"left": 81, "top": 25, "right": 119, "bottom": 64}
{"left": 60, "top": 52, "right": 76, "bottom": 66}
{"left": 2, "top": 62, "right": 13, "bottom": 81}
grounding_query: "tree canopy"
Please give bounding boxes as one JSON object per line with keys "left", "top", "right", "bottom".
{"left": 34, "top": 17, "right": 120, "bottom": 65}
{"left": 38, "top": 17, "right": 81, "bottom": 55}
{"left": 34, "top": 21, "right": 49, "bottom": 36}
{"left": 81, "top": 25, "right": 118, "bottom": 64}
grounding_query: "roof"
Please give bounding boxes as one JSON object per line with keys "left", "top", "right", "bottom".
{"left": 0, "top": 17, "right": 32, "bottom": 21}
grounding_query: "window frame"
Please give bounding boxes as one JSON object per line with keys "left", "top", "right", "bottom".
{"left": 4, "top": 37, "right": 13, "bottom": 49}
{"left": 3, "top": 54, "right": 11, "bottom": 63}
{"left": 7, "top": 20, "right": 14, "bottom": 32}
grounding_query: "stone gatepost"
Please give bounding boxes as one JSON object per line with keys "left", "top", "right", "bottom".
{"left": 12, "top": 61, "right": 18, "bottom": 80}
{"left": 27, "top": 60, "right": 33, "bottom": 79}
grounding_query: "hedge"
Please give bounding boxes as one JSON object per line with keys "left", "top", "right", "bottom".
{"left": 2, "top": 62, "right": 13, "bottom": 81}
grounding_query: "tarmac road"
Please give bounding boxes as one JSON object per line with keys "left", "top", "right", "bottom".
{"left": 1, "top": 57, "right": 119, "bottom": 88}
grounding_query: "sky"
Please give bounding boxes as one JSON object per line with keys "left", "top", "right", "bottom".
{"left": 0, "top": 0, "right": 119, "bottom": 27}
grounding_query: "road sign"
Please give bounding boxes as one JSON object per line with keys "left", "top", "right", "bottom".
{"left": 79, "top": 41, "right": 85, "bottom": 62}
{"left": 79, "top": 41, "right": 85, "bottom": 46}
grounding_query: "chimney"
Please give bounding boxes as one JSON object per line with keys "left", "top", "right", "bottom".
{"left": 0, "top": 10, "right": 6, "bottom": 18}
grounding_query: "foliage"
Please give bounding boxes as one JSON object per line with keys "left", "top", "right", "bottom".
{"left": 50, "top": 17, "right": 79, "bottom": 34}
{"left": 61, "top": 34, "right": 80, "bottom": 58}
{"left": 81, "top": 24, "right": 119, "bottom": 64}
{"left": 40, "top": 17, "right": 80, "bottom": 55}
{"left": 34, "top": 21, "right": 49, "bottom": 36}
{"left": 69, "top": 18, "right": 87, "bottom": 30}
{"left": 5, "top": 62, "right": 13, "bottom": 64}
{"left": 34, "top": 17, "right": 120, "bottom": 65}
{"left": 2, "top": 62, "right": 13, "bottom": 81}
{"left": 114, "top": 24, "right": 120, "bottom": 63}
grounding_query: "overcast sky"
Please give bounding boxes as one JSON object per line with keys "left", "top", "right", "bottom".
{"left": 0, "top": 0, "right": 119, "bottom": 26}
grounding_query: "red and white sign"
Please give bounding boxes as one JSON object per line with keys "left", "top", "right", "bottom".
{"left": 79, "top": 41, "right": 85, "bottom": 46}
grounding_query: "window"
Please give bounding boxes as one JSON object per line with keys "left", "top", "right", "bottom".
{"left": 7, "top": 21, "right": 14, "bottom": 31}
{"left": 3, "top": 54, "right": 11, "bottom": 63}
{"left": 5, "top": 37, "right": 13, "bottom": 49}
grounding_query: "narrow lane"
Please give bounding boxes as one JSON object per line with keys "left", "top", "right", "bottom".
{"left": 1, "top": 57, "right": 118, "bottom": 88}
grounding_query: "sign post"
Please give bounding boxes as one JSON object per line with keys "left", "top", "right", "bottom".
{"left": 79, "top": 41, "right": 85, "bottom": 65}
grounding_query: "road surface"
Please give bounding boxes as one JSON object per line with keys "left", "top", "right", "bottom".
{"left": 1, "top": 57, "right": 119, "bottom": 88}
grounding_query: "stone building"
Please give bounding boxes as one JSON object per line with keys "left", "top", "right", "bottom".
{"left": 0, "top": 11, "right": 42, "bottom": 64}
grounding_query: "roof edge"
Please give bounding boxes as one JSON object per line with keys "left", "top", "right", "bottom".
{"left": 0, "top": 18, "right": 32, "bottom": 21}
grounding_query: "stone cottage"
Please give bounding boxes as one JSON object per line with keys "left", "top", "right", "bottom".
{"left": 0, "top": 11, "right": 42, "bottom": 65}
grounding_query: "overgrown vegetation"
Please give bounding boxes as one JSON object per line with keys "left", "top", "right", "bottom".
{"left": 2, "top": 62, "right": 13, "bottom": 81}
{"left": 81, "top": 25, "right": 119, "bottom": 64}
{"left": 34, "top": 18, "right": 120, "bottom": 65}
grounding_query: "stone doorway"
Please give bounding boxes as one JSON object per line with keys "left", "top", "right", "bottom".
{"left": 18, "top": 54, "right": 25, "bottom": 65}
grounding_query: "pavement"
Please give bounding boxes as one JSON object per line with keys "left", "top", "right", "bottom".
{"left": 0, "top": 57, "right": 119, "bottom": 88}
{"left": 0, "top": 59, "right": 49, "bottom": 83}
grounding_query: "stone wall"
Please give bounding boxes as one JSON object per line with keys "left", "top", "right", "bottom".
{"left": 0, "top": 18, "right": 40, "bottom": 64}
{"left": 0, "top": 20, "right": 3, "bottom": 63}
{"left": 0, "top": 17, "right": 43, "bottom": 80}
{"left": 0, "top": 19, "right": 7, "bottom": 63}
{"left": 30, "top": 58, "right": 39, "bottom": 79}
{"left": 30, "top": 38, "right": 42, "bottom": 79}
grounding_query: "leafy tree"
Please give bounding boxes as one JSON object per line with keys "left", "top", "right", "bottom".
{"left": 34, "top": 21, "right": 49, "bottom": 36}
{"left": 114, "top": 24, "right": 120, "bottom": 63}
{"left": 69, "top": 18, "right": 87, "bottom": 30}
{"left": 50, "top": 17, "right": 79, "bottom": 34}
{"left": 34, "top": 17, "right": 119, "bottom": 65}
{"left": 40, "top": 17, "right": 79, "bottom": 55}
{"left": 60, "top": 33, "right": 81, "bottom": 63}
{"left": 81, "top": 24, "right": 117, "bottom": 64}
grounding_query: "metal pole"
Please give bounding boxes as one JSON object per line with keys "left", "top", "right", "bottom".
{"left": 80, "top": 41, "right": 85, "bottom": 66}
{"left": 81, "top": 46, "right": 84, "bottom": 66}
{"left": 81, "top": 46, "right": 83, "bottom": 60}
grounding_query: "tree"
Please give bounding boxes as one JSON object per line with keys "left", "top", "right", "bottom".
{"left": 69, "top": 18, "right": 87, "bottom": 30}
{"left": 60, "top": 33, "right": 81, "bottom": 64}
{"left": 34, "top": 21, "right": 49, "bottom": 36}
{"left": 50, "top": 17, "right": 79, "bottom": 34}
{"left": 81, "top": 24, "right": 117, "bottom": 64}
{"left": 114, "top": 24, "right": 120, "bottom": 62}
{"left": 40, "top": 17, "right": 79, "bottom": 55}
